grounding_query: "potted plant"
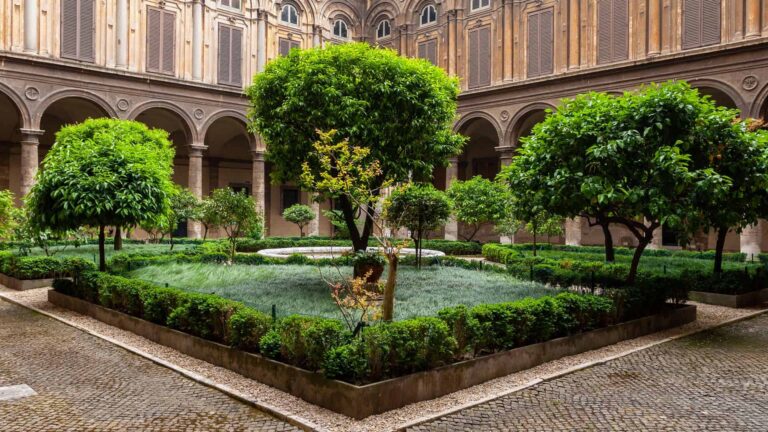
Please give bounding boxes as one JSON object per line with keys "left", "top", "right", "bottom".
{"left": 352, "top": 250, "right": 386, "bottom": 283}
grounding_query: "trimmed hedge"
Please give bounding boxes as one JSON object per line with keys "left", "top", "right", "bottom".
{"left": 0, "top": 251, "right": 95, "bottom": 280}
{"left": 496, "top": 243, "right": 746, "bottom": 262}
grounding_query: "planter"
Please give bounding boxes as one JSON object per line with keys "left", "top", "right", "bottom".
{"left": 688, "top": 288, "right": 768, "bottom": 308}
{"left": 0, "top": 273, "right": 60, "bottom": 291}
{"left": 48, "top": 289, "right": 696, "bottom": 419}
{"left": 353, "top": 262, "right": 385, "bottom": 283}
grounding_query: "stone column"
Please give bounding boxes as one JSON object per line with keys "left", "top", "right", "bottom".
{"left": 647, "top": 0, "right": 661, "bottom": 55}
{"left": 444, "top": 157, "right": 459, "bottom": 241}
{"left": 192, "top": 0, "right": 204, "bottom": 81}
{"left": 565, "top": 217, "right": 582, "bottom": 246}
{"left": 740, "top": 223, "right": 762, "bottom": 259}
{"left": 187, "top": 145, "right": 205, "bottom": 238}
{"left": 251, "top": 149, "right": 267, "bottom": 234}
{"left": 116, "top": 0, "right": 129, "bottom": 67}
{"left": 307, "top": 200, "right": 321, "bottom": 237}
{"left": 497, "top": 146, "right": 515, "bottom": 244}
{"left": 24, "top": 0, "right": 38, "bottom": 53}
{"left": 746, "top": 0, "right": 761, "bottom": 38}
{"left": 257, "top": 11, "right": 267, "bottom": 72}
{"left": 502, "top": 0, "right": 513, "bottom": 80}
{"left": 19, "top": 129, "right": 43, "bottom": 198}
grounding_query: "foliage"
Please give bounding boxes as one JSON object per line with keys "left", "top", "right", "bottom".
{"left": 228, "top": 307, "right": 273, "bottom": 352}
{"left": 26, "top": 118, "right": 175, "bottom": 271}
{"left": 259, "top": 315, "right": 350, "bottom": 371}
{"left": 166, "top": 186, "right": 200, "bottom": 248}
{"left": 207, "top": 188, "right": 262, "bottom": 261}
{"left": 249, "top": 43, "right": 465, "bottom": 250}
{"left": 282, "top": 204, "right": 315, "bottom": 237}
{"left": 0, "top": 190, "right": 16, "bottom": 240}
{"left": 197, "top": 197, "right": 221, "bottom": 241}
{"left": 323, "top": 209, "right": 353, "bottom": 239}
{"left": 166, "top": 293, "right": 243, "bottom": 343}
{"left": 0, "top": 251, "right": 95, "bottom": 279}
{"left": 328, "top": 271, "right": 383, "bottom": 331}
{"left": 446, "top": 176, "right": 512, "bottom": 241}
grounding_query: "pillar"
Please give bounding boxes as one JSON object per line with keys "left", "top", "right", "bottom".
{"left": 498, "top": 146, "right": 515, "bottom": 244}
{"left": 257, "top": 11, "right": 267, "bottom": 72}
{"left": 502, "top": 0, "right": 513, "bottom": 80}
{"left": 192, "top": 0, "right": 204, "bottom": 80}
{"left": 444, "top": 157, "right": 459, "bottom": 241}
{"left": 746, "top": 0, "right": 761, "bottom": 38}
{"left": 307, "top": 200, "right": 321, "bottom": 237}
{"left": 116, "top": 0, "right": 129, "bottom": 67}
{"left": 647, "top": 0, "right": 661, "bottom": 55}
{"left": 447, "top": 10, "right": 457, "bottom": 76}
{"left": 251, "top": 149, "right": 267, "bottom": 234}
{"left": 565, "top": 217, "right": 582, "bottom": 246}
{"left": 24, "top": 0, "right": 38, "bottom": 53}
{"left": 19, "top": 129, "right": 43, "bottom": 198}
{"left": 188, "top": 145, "right": 205, "bottom": 238}
{"left": 740, "top": 223, "right": 762, "bottom": 259}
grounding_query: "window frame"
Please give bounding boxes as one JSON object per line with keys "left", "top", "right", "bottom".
{"left": 420, "top": 4, "right": 437, "bottom": 27}
{"left": 332, "top": 19, "right": 349, "bottom": 40}
{"left": 376, "top": 19, "right": 392, "bottom": 40}
{"left": 219, "top": 0, "right": 242, "bottom": 12}
{"left": 280, "top": 4, "right": 300, "bottom": 27}
{"left": 470, "top": 0, "right": 491, "bottom": 12}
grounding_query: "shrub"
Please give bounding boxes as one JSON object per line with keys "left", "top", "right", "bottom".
{"left": 437, "top": 305, "right": 479, "bottom": 357}
{"left": 97, "top": 276, "right": 149, "bottom": 316}
{"left": 0, "top": 252, "right": 95, "bottom": 280}
{"left": 140, "top": 286, "right": 187, "bottom": 325}
{"left": 167, "top": 293, "right": 243, "bottom": 344}
{"left": 554, "top": 292, "right": 615, "bottom": 333}
{"left": 228, "top": 308, "right": 273, "bottom": 353}
{"left": 260, "top": 315, "right": 350, "bottom": 371}
{"left": 323, "top": 343, "right": 368, "bottom": 382}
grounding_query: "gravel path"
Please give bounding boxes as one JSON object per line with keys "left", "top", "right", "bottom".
{"left": 1, "top": 286, "right": 764, "bottom": 432}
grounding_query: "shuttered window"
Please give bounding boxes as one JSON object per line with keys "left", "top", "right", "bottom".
{"left": 597, "top": 0, "right": 628, "bottom": 64}
{"left": 220, "top": 0, "right": 241, "bottom": 10}
{"left": 61, "top": 0, "right": 95, "bottom": 62}
{"left": 278, "top": 38, "right": 301, "bottom": 56}
{"left": 527, "top": 9, "right": 553, "bottom": 78}
{"left": 218, "top": 25, "right": 243, "bottom": 86}
{"left": 146, "top": 8, "right": 175, "bottom": 75}
{"left": 468, "top": 26, "right": 491, "bottom": 88}
{"left": 418, "top": 39, "right": 438, "bottom": 65}
{"left": 682, "top": 0, "right": 720, "bottom": 49}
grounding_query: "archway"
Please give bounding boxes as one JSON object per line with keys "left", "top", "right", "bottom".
{"left": 133, "top": 106, "right": 194, "bottom": 187}
{"left": 695, "top": 86, "right": 739, "bottom": 110}
{"left": 0, "top": 91, "right": 23, "bottom": 198}
{"left": 510, "top": 107, "right": 550, "bottom": 147}
{"left": 39, "top": 96, "right": 112, "bottom": 166}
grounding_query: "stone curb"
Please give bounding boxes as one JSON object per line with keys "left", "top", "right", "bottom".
{"left": 395, "top": 303, "right": 768, "bottom": 431}
{"left": 0, "top": 292, "right": 321, "bottom": 432}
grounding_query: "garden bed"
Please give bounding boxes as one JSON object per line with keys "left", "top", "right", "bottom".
{"left": 48, "top": 289, "right": 695, "bottom": 419}
{"left": 688, "top": 288, "right": 768, "bottom": 308}
{"left": 0, "top": 273, "right": 60, "bottom": 291}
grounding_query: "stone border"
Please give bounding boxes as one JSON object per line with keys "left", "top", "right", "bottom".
{"left": 0, "top": 273, "right": 58, "bottom": 291}
{"left": 256, "top": 246, "right": 445, "bottom": 259}
{"left": 48, "top": 289, "right": 696, "bottom": 420}
{"left": 688, "top": 288, "right": 768, "bottom": 308}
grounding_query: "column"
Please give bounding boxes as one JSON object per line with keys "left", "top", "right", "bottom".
{"left": 497, "top": 146, "right": 515, "bottom": 244}
{"left": 444, "top": 158, "right": 459, "bottom": 241}
{"left": 746, "top": 0, "right": 761, "bottom": 38}
{"left": 307, "top": 201, "right": 321, "bottom": 237}
{"left": 192, "top": 0, "right": 204, "bottom": 81}
{"left": 447, "top": 11, "right": 457, "bottom": 76}
{"left": 187, "top": 145, "right": 205, "bottom": 238}
{"left": 24, "top": 0, "right": 38, "bottom": 53}
{"left": 251, "top": 149, "right": 267, "bottom": 234}
{"left": 568, "top": 0, "right": 580, "bottom": 70}
{"left": 503, "top": 0, "right": 513, "bottom": 80}
{"left": 740, "top": 223, "right": 762, "bottom": 259}
{"left": 116, "top": 0, "right": 129, "bottom": 68}
{"left": 647, "top": 0, "right": 660, "bottom": 55}
{"left": 256, "top": 11, "right": 267, "bottom": 72}
{"left": 565, "top": 217, "right": 582, "bottom": 246}
{"left": 19, "top": 129, "right": 43, "bottom": 198}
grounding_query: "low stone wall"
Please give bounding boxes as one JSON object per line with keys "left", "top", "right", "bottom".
{"left": 689, "top": 289, "right": 768, "bottom": 308}
{"left": 48, "top": 289, "right": 696, "bottom": 419}
{"left": 0, "top": 273, "right": 58, "bottom": 291}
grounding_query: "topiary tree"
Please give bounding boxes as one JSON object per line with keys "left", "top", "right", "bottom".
{"left": 446, "top": 176, "right": 513, "bottom": 241}
{"left": 282, "top": 204, "right": 315, "bottom": 237}
{"left": 384, "top": 183, "right": 451, "bottom": 268}
{"left": 26, "top": 118, "right": 175, "bottom": 271}
{"left": 248, "top": 42, "right": 465, "bottom": 252}
{"left": 208, "top": 187, "right": 262, "bottom": 262}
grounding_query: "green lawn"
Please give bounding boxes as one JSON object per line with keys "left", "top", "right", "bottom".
{"left": 128, "top": 263, "right": 554, "bottom": 321}
{"left": 20, "top": 243, "right": 196, "bottom": 261}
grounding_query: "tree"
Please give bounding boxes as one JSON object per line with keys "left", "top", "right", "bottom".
{"left": 446, "top": 176, "right": 512, "bottom": 241}
{"left": 26, "top": 118, "right": 175, "bottom": 271}
{"left": 501, "top": 82, "right": 731, "bottom": 283}
{"left": 208, "top": 187, "right": 262, "bottom": 262}
{"left": 167, "top": 186, "right": 200, "bottom": 250}
{"left": 197, "top": 197, "right": 220, "bottom": 241}
{"left": 0, "top": 190, "right": 16, "bottom": 241}
{"left": 248, "top": 42, "right": 465, "bottom": 252}
{"left": 384, "top": 183, "right": 451, "bottom": 268}
{"left": 282, "top": 204, "right": 315, "bottom": 237}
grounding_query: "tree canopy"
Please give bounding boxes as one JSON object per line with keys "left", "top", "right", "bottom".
{"left": 446, "top": 176, "right": 512, "bottom": 241}
{"left": 282, "top": 204, "right": 315, "bottom": 237}
{"left": 248, "top": 42, "right": 465, "bottom": 250}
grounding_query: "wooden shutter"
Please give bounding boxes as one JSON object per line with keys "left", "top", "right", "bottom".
{"left": 161, "top": 11, "right": 175, "bottom": 73}
{"left": 147, "top": 8, "right": 175, "bottom": 74}
{"left": 527, "top": 12, "right": 540, "bottom": 77}
{"left": 701, "top": 0, "right": 721, "bottom": 46}
{"left": 230, "top": 28, "right": 243, "bottom": 85}
{"left": 61, "top": 0, "right": 79, "bottom": 59}
{"left": 78, "top": 0, "right": 95, "bottom": 61}
{"left": 612, "top": 0, "right": 628, "bottom": 61}
{"left": 528, "top": 9, "right": 553, "bottom": 78}
{"left": 61, "top": 0, "right": 94, "bottom": 62}
{"left": 218, "top": 26, "right": 231, "bottom": 83}
{"left": 418, "top": 39, "right": 437, "bottom": 65}
{"left": 468, "top": 29, "right": 479, "bottom": 88}
{"left": 682, "top": 0, "right": 720, "bottom": 49}
{"left": 279, "top": 38, "right": 300, "bottom": 56}
{"left": 597, "top": 0, "right": 628, "bottom": 64}
{"left": 469, "top": 26, "right": 491, "bottom": 88}
{"left": 218, "top": 25, "right": 243, "bottom": 86}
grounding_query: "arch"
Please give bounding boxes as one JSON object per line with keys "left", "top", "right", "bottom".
{"left": 505, "top": 102, "right": 556, "bottom": 147}
{"left": 128, "top": 100, "right": 198, "bottom": 144}
{"left": 280, "top": 0, "right": 317, "bottom": 26}
{"left": 365, "top": 0, "right": 398, "bottom": 28}
{"left": 419, "top": 4, "right": 437, "bottom": 26}
{"left": 0, "top": 83, "right": 31, "bottom": 128}
{"left": 200, "top": 109, "right": 249, "bottom": 141}
{"left": 454, "top": 111, "right": 503, "bottom": 145}
{"left": 688, "top": 78, "right": 744, "bottom": 113}
{"left": 34, "top": 89, "right": 116, "bottom": 129}
{"left": 751, "top": 81, "right": 768, "bottom": 119}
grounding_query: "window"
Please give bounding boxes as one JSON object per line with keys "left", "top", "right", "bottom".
{"left": 280, "top": 4, "right": 299, "bottom": 26}
{"left": 278, "top": 38, "right": 301, "bottom": 56}
{"left": 471, "top": 0, "right": 490, "bottom": 11}
{"left": 61, "top": 0, "right": 95, "bottom": 62}
{"left": 682, "top": 0, "right": 720, "bottom": 49}
{"left": 220, "top": 0, "right": 241, "bottom": 10}
{"left": 417, "top": 38, "right": 437, "bottom": 65}
{"left": 526, "top": 9, "right": 554, "bottom": 78}
{"left": 468, "top": 26, "right": 491, "bottom": 88}
{"left": 420, "top": 5, "right": 437, "bottom": 26}
{"left": 333, "top": 20, "right": 349, "bottom": 39}
{"left": 377, "top": 20, "right": 391, "bottom": 39}
{"left": 218, "top": 24, "right": 243, "bottom": 86}
{"left": 597, "top": 0, "right": 628, "bottom": 64}
{"left": 146, "top": 8, "right": 176, "bottom": 75}
{"left": 282, "top": 188, "right": 300, "bottom": 211}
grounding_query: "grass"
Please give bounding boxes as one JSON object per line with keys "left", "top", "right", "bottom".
{"left": 128, "top": 263, "right": 554, "bottom": 321}
{"left": 19, "top": 243, "right": 197, "bottom": 261}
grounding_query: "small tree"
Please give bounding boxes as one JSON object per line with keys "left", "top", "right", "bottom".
{"left": 446, "top": 176, "right": 512, "bottom": 241}
{"left": 282, "top": 204, "right": 315, "bottom": 237}
{"left": 208, "top": 188, "right": 262, "bottom": 262}
{"left": 197, "top": 197, "right": 220, "bottom": 241}
{"left": 384, "top": 183, "right": 451, "bottom": 268}
{"left": 167, "top": 187, "right": 200, "bottom": 250}
{"left": 27, "top": 118, "right": 175, "bottom": 271}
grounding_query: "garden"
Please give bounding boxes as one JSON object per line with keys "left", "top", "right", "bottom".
{"left": 1, "top": 43, "right": 768, "bottom": 417}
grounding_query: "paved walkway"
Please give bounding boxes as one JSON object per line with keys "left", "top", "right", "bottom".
{"left": 0, "top": 299, "right": 299, "bottom": 432}
{"left": 410, "top": 312, "right": 768, "bottom": 431}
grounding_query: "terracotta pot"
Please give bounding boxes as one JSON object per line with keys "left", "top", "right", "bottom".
{"left": 354, "top": 263, "right": 385, "bottom": 283}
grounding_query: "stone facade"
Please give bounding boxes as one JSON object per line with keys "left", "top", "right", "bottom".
{"left": 1, "top": 0, "right": 768, "bottom": 250}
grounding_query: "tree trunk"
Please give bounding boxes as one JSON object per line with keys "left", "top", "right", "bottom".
{"left": 98, "top": 225, "right": 106, "bottom": 272}
{"left": 338, "top": 195, "right": 369, "bottom": 251}
{"left": 600, "top": 222, "right": 615, "bottom": 262}
{"left": 299, "top": 226, "right": 305, "bottom": 237}
{"left": 203, "top": 225, "right": 209, "bottom": 241}
{"left": 169, "top": 230, "right": 174, "bottom": 251}
{"left": 382, "top": 255, "right": 398, "bottom": 321}
{"left": 628, "top": 237, "right": 650, "bottom": 284}
{"left": 114, "top": 226, "right": 122, "bottom": 251}
{"left": 532, "top": 228, "right": 538, "bottom": 257}
{"left": 714, "top": 226, "right": 728, "bottom": 273}
{"left": 230, "top": 238, "right": 237, "bottom": 263}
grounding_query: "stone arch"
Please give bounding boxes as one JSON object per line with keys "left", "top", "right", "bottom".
{"left": 750, "top": 81, "right": 768, "bottom": 119}
{"left": 200, "top": 109, "right": 250, "bottom": 145}
{"left": 688, "top": 78, "right": 745, "bottom": 112}
{"left": 37, "top": 95, "right": 114, "bottom": 150}
{"left": 365, "top": 0, "right": 399, "bottom": 28}
{"left": 34, "top": 89, "right": 116, "bottom": 129}
{"left": 505, "top": 102, "right": 556, "bottom": 147}
{"left": 279, "top": 0, "right": 317, "bottom": 27}
{"left": 455, "top": 111, "right": 504, "bottom": 145}
{"left": 0, "top": 83, "right": 31, "bottom": 129}
{"left": 203, "top": 114, "right": 254, "bottom": 196}
{"left": 405, "top": 0, "right": 439, "bottom": 26}
{"left": 0, "top": 85, "right": 28, "bottom": 194}
{"left": 128, "top": 101, "right": 198, "bottom": 145}
{"left": 454, "top": 113, "right": 502, "bottom": 181}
